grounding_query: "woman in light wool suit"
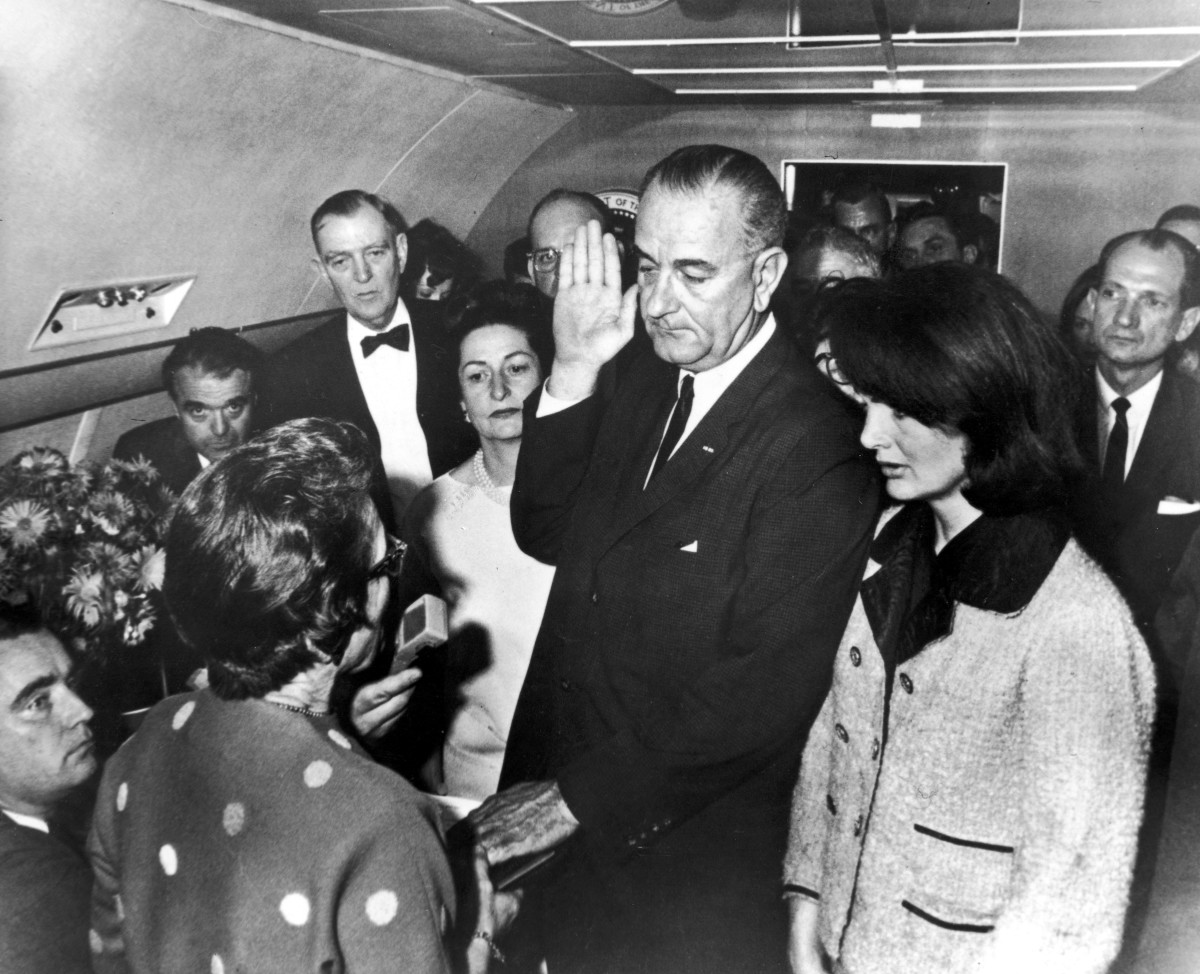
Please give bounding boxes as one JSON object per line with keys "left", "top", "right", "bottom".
{"left": 786, "top": 264, "right": 1155, "bottom": 974}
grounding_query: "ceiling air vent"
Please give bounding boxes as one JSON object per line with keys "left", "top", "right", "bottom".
{"left": 31, "top": 275, "right": 196, "bottom": 351}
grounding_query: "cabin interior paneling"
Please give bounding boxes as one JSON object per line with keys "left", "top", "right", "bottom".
{"left": 2, "top": 0, "right": 1199, "bottom": 455}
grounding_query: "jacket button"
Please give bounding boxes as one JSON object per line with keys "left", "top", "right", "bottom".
{"left": 591, "top": 592, "right": 599, "bottom": 604}
{"left": 835, "top": 723, "right": 849, "bottom": 743}
{"left": 826, "top": 793, "right": 837, "bottom": 815}
{"left": 559, "top": 679, "right": 572, "bottom": 692}
{"left": 871, "top": 738, "right": 880, "bottom": 760}
{"left": 853, "top": 815, "right": 864, "bottom": 837}
{"left": 899, "top": 673, "right": 914, "bottom": 694}
{"left": 849, "top": 646, "right": 862, "bottom": 667}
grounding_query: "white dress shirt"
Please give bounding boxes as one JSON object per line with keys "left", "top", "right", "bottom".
{"left": 537, "top": 317, "right": 778, "bottom": 485}
{"left": 346, "top": 300, "right": 433, "bottom": 515}
{"left": 1095, "top": 367, "right": 1162, "bottom": 480}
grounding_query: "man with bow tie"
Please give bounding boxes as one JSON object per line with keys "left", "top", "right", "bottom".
{"left": 268, "top": 190, "right": 475, "bottom": 529}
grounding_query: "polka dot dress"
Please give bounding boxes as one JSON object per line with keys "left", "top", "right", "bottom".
{"left": 87, "top": 690, "right": 455, "bottom": 973}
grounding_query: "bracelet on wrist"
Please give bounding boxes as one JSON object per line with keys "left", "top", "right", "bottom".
{"left": 472, "top": 930, "right": 505, "bottom": 965}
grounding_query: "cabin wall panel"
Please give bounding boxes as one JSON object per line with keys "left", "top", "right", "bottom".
{"left": 0, "top": 0, "right": 569, "bottom": 431}
{"left": 469, "top": 104, "right": 1200, "bottom": 318}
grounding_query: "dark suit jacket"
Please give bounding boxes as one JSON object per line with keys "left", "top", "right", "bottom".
{"left": 501, "top": 329, "right": 880, "bottom": 974}
{"left": 0, "top": 813, "right": 92, "bottom": 974}
{"left": 1074, "top": 367, "right": 1200, "bottom": 649}
{"left": 112, "top": 417, "right": 201, "bottom": 496}
{"left": 266, "top": 301, "right": 475, "bottom": 528}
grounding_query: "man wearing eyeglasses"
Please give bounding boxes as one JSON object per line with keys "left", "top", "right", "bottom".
{"left": 527, "top": 190, "right": 619, "bottom": 299}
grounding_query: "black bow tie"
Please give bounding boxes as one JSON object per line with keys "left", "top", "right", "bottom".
{"left": 360, "top": 325, "right": 410, "bottom": 357}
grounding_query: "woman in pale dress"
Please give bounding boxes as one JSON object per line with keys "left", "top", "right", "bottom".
{"left": 399, "top": 282, "right": 554, "bottom": 801}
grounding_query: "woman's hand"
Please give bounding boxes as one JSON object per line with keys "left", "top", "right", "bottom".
{"left": 348, "top": 666, "right": 422, "bottom": 741}
{"left": 464, "top": 843, "right": 523, "bottom": 974}
{"left": 787, "top": 896, "right": 831, "bottom": 974}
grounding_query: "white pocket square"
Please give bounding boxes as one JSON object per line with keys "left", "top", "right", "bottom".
{"left": 1158, "top": 497, "right": 1200, "bottom": 515}
{"left": 680, "top": 540, "right": 699, "bottom": 553}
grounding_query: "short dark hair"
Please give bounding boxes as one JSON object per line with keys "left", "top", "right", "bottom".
{"left": 1097, "top": 228, "right": 1200, "bottom": 310}
{"left": 527, "top": 189, "right": 613, "bottom": 240}
{"left": 449, "top": 280, "right": 552, "bottom": 369}
{"left": 402, "top": 218, "right": 481, "bottom": 292}
{"left": 164, "top": 418, "right": 380, "bottom": 699}
{"left": 162, "top": 327, "right": 263, "bottom": 401}
{"left": 639, "top": 144, "right": 786, "bottom": 253}
{"left": 0, "top": 601, "right": 43, "bottom": 642}
{"left": 310, "top": 190, "right": 407, "bottom": 250}
{"left": 791, "top": 226, "right": 882, "bottom": 281}
{"left": 831, "top": 180, "right": 892, "bottom": 223}
{"left": 898, "top": 202, "right": 967, "bottom": 248}
{"left": 829, "top": 264, "right": 1083, "bottom": 516}
{"left": 1157, "top": 204, "right": 1200, "bottom": 228}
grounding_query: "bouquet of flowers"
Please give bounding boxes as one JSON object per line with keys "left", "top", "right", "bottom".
{"left": 0, "top": 447, "right": 174, "bottom": 661}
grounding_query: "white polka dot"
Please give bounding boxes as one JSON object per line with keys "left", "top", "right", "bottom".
{"left": 159, "top": 844, "right": 178, "bottom": 876}
{"left": 304, "top": 760, "right": 333, "bottom": 788}
{"left": 280, "top": 892, "right": 311, "bottom": 926}
{"left": 116, "top": 782, "right": 128, "bottom": 812}
{"left": 211, "top": 954, "right": 225, "bottom": 974}
{"left": 223, "top": 802, "right": 246, "bottom": 836}
{"left": 89, "top": 929, "right": 103, "bottom": 954}
{"left": 327, "top": 729, "right": 352, "bottom": 750}
{"left": 366, "top": 889, "right": 399, "bottom": 926}
{"left": 172, "top": 700, "right": 196, "bottom": 730}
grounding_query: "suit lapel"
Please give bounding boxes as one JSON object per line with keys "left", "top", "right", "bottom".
{"left": 326, "top": 315, "right": 379, "bottom": 444}
{"left": 1127, "top": 369, "right": 1180, "bottom": 496}
{"left": 597, "top": 331, "right": 790, "bottom": 553}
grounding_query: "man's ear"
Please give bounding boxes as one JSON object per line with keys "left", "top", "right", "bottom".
{"left": 1176, "top": 305, "right": 1200, "bottom": 345}
{"left": 962, "top": 244, "right": 979, "bottom": 266}
{"left": 395, "top": 232, "right": 408, "bottom": 275}
{"left": 886, "top": 222, "right": 897, "bottom": 251}
{"left": 1084, "top": 288, "right": 1098, "bottom": 321}
{"left": 752, "top": 247, "right": 788, "bottom": 312}
{"left": 312, "top": 254, "right": 329, "bottom": 283}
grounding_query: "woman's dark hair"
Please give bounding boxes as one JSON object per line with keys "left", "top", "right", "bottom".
{"left": 829, "top": 263, "right": 1084, "bottom": 515}
{"left": 449, "top": 279, "right": 552, "bottom": 370}
{"left": 164, "top": 418, "right": 379, "bottom": 700}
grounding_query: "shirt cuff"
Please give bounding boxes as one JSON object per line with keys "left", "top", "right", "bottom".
{"left": 536, "top": 378, "right": 590, "bottom": 417}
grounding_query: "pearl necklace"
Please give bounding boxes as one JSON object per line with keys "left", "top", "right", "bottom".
{"left": 263, "top": 697, "right": 330, "bottom": 719}
{"left": 472, "top": 449, "right": 510, "bottom": 506}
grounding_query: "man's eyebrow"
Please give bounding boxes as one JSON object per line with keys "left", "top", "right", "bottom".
{"left": 12, "top": 674, "right": 55, "bottom": 711}
{"left": 673, "top": 258, "right": 719, "bottom": 274}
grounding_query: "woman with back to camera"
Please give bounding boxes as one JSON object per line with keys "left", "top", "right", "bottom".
{"left": 398, "top": 281, "right": 554, "bottom": 802}
{"left": 86, "top": 419, "right": 478, "bottom": 974}
{"left": 784, "top": 264, "right": 1155, "bottom": 974}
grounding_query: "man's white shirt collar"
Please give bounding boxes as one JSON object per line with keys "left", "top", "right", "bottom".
{"left": 1095, "top": 366, "right": 1162, "bottom": 478}
{"left": 2, "top": 809, "right": 48, "bottom": 833}
{"left": 346, "top": 299, "right": 413, "bottom": 352}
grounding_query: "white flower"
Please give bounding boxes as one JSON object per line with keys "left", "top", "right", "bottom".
{"left": 64, "top": 571, "right": 105, "bottom": 628}
{"left": 135, "top": 546, "right": 166, "bottom": 592}
{"left": 0, "top": 499, "right": 51, "bottom": 549}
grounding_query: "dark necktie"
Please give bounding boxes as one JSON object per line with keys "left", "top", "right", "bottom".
{"left": 360, "top": 324, "right": 410, "bottom": 357}
{"left": 649, "top": 374, "right": 695, "bottom": 482}
{"left": 1102, "top": 396, "right": 1131, "bottom": 491}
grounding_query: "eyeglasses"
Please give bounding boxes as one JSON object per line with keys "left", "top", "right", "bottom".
{"left": 368, "top": 534, "right": 407, "bottom": 580}
{"left": 527, "top": 248, "right": 561, "bottom": 273}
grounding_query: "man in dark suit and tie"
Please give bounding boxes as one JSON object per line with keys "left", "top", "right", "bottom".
{"left": 113, "top": 327, "right": 262, "bottom": 495}
{"left": 1074, "top": 228, "right": 1200, "bottom": 661}
{"left": 267, "top": 190, "right": 475, "bottom": 529}
{"left": 472, "top": 145, "right": 880, "bottom": 974}
{"left": 0, "top": 604, "right": 98, "bottom": 974}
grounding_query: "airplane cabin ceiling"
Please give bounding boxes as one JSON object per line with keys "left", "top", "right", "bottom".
{"left": 202, "top": 0, "right": 1200, "bottom": 105}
